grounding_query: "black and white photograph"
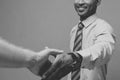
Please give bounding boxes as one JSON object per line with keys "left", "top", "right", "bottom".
{"left": 0, "top": 0, "right": 119, "bottom": 80}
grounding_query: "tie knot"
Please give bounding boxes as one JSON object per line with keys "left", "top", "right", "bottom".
{"left": 78, "top": 22, "right": 84, "bottom": 29}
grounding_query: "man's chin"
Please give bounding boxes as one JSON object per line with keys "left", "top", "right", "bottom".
{"left": 78, "top": 11, "right": 87, "bottom": 16}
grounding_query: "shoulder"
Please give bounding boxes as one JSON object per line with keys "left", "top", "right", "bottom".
{"left": 95, "top": 18, "right": 114, "bottom": 33}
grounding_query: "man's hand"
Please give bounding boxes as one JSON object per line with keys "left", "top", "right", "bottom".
{"left": 27, "top": 47, "right": 63, "bottom": 76}
{"left": 41, "top": 52, "right": 83, "bottom": 80}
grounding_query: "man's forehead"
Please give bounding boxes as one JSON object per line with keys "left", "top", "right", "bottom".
{"left": 74, "top": 0, "right": 96, "bottom": 3}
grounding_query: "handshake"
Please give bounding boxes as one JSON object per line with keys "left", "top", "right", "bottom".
{"left": 28, "top": 47, "right": 83, "bottom": 80}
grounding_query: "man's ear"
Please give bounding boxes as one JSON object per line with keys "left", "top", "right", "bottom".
{"left": 97, "top": 0, "right": 101, "bottom": 6}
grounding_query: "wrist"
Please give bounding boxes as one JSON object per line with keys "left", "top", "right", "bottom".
{"left": 70, "top": 52, "right": 83, "bottom": 71}
{"left": 68, "top": 52, "right": 78, "bottom": 62}
{"left": 68, "top": 52, "right": 83, "bottom": 63}
{"left": 74, "top": 52, "right": 83, "bottom": 62}
{"left": 23, "top": 49, "right": 37, "bottom": 68}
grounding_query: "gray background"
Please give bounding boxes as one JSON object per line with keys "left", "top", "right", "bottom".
{"left": 0, "top": 0, "right": 120, "bottom": 80}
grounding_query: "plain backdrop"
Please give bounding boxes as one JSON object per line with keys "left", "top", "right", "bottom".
{"left": 0, "top": 0, "right": 120, "bottom": 80}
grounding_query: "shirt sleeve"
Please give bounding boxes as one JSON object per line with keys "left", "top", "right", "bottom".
{"left": 77, "top": 22, "right": 116, "bottom": 68}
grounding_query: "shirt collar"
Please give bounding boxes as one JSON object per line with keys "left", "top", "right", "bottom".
{"left": 80, "top": 14, "right": 98, "bottom": 28}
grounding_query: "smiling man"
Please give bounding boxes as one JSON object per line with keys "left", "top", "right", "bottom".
{"left": 68, "top": 0, "right": 116, "bottom": 80}
{"left": 41, "top": 0, "right": 116, "bottom": 80}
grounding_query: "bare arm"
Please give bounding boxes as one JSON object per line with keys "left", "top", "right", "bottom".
{"left": 0, "top": 38, "right": 36, "bottom": 68}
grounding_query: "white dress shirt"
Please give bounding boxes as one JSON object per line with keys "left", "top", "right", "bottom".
{"left": 68, "top": 14, "right": 116, "bottom": 80}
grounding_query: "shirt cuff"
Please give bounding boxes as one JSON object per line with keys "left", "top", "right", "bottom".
{"left": 76, "top": 49, "right": 91, "bottom": 68}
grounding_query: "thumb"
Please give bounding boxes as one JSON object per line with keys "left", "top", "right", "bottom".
{"left": 45, "top": 47, "right": 64, "bottom": 56}
{"left": 49, "top": 49, "right": 64, "bottom": 57}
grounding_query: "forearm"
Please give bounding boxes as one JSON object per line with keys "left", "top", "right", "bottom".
{"left": 77, "top": 41, "right": 115, "bottom": 67}
{"left": 0, "top": 38, "right": 36, "bottom": 68}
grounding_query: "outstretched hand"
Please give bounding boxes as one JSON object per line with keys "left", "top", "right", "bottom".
{"left": 28, "top": 47, "right": 63, "bottom": 76}
{"left": 41, "top": 52, "right": 82, "bottom": 80}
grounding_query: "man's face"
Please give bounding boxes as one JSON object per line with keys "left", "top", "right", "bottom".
{"left": 74, "top": 0, "right": 98, "bottom": 19}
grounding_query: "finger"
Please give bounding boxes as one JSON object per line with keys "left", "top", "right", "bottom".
{"left": 42, "top": 54, "right": 73, "bottom": 80}
{"left": 49, "top": 49, "right": 64, "bottom": 57}
{"left": 45, "top": 47, "right": 63, "bottom": 53}
{"left": 43, "top": 54, "right": 73, "bottom": 80}
{"left": 45, "top": 65, "right": 72, "bottom": 80}
{"left": 45, "top": 67, "right": 62, "bottom": 80}
{"left": 43, "top": 63, "right": 64, "bottom": 80}
{"left": 42, "top": 57, "right": 62, "bottom": 79}
{"left": 38, "top": 60, "right": 52, "bottom": 76}
{"left": 51, "top": 49, "right": 64, "bottom": 53}
{"left": 42, "top": 63, "right": 60, "bottom": 80}
{"left": 56, "top": 65, "right": 73, "bottom": 78}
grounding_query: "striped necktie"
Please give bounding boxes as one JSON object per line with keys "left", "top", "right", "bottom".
{"left": 71, "top": 22, "right": 84, "bottom": 80}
